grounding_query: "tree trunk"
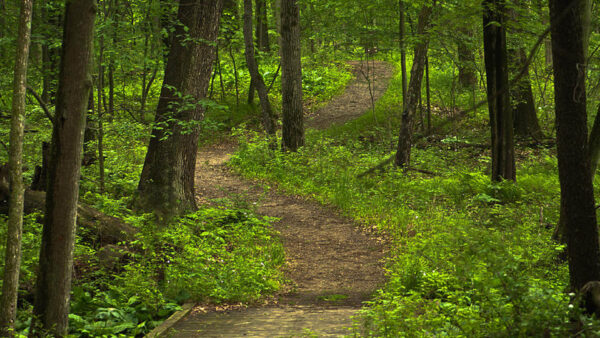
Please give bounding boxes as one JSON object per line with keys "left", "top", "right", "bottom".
{"left": 399, "top": 0, "right": 407, "bottom": 108}
{"left": 30, "top": 0, "right": 96, "bottom": 335}
{"left": 549, "top": 0, "right": 600, "bottom": 296}
{"left": 82, "top": 90, "right": 97, "bottom": 167}
{"left": 31, "top": 142, "right": 50, "bottom": 191}
{"left": 394, "top": 5, "right": 432, "bottom": 168}
{"left": 483, "top": 0, "right": 515, "bottom": 182}
{"left": 40, "top": 1, "right": 61, "bottom": 105}
{"left": 280, "top": 0, "right": 303, "bottom": 151}
{"left": 581, "top": 0, "right": 591, "bottom": 59}
{"left": 229, "top": 45, "right": 240, "bottom": 106}
{"left": 243, "top": 0, "right": 276, "bottom": 135}
{"left": 255, "top": 0, "right": 270, "bottom": 52}
{"left": 511, "top": 48, "right": 543, "bottom": 140}
{"left": 0, "top": 1, "right": 32, "bottom": 335}
{"left": 97, "top": 34, "right": 106, "bottom": 193}
{"left": 536, "top": 0, "right": 553, "bottom": 68}
{"left": 588, "top": 104, "right": 600, "bottom": 175}
{"left": 159, "top": 0, "right": 175, "bottom": 62}
{"left": 248, "top": 78, "right": 256, "bottom": 104}
{"left": 457, "top": 27, "right": 477, "bottom": 88}
{"left": 426, "top": 55, "right": 432, "bottom": 133}
{"left": 136, "top": 0, "right": 223, "bottom": 220}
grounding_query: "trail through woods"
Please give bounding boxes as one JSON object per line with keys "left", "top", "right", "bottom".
{"left": 165, "top": 61, "right": 394, "bottom": 337}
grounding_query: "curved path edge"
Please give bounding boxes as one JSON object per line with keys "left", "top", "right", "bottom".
{"left": 163, "top": 61, "right": 394, "bottom": 337}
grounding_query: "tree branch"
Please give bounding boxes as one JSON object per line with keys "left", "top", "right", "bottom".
{"left": 26, "top": 86, "right": 54, "bottom": 124}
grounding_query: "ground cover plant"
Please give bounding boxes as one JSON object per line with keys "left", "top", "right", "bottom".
{"left": 229, "top": 57, "right": 600, "bottom": 336}
{"left": 0, "top": 9, "right": 352, "bottom": 332}
{"left": 2, "top": 0, "right": 600, "bottom": 336}
{"left": 0, "top": 204, "right": 284, "bottom": 337}
{"left": 0, "top": 62, "right": 349, "bottom": 337}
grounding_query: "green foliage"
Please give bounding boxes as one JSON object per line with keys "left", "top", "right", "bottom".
{"left": 230, "top": 127, "right": 590, "bottom": 336}
{"left": 66, "top": 207, "right": 283, "bottom": 337}
{"left": 123, "top": 208, "right": 285, "bottom": 304}
{"left": 0, "top": 203, "right": 283, "bottom": 337}
{"left": 228, "top": 54, "right": 599, "bottom": 335}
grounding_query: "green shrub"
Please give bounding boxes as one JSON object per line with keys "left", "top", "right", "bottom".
{"left": 228, "top": 57, "right": 600, "bottom": 335}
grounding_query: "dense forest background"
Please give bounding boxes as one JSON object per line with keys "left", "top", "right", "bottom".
{"left": 1, "top": 0, "right": 600, "bottom": 336}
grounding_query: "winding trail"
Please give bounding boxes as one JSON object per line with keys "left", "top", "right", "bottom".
{"left": 165, "top": 61, "right": 394, "bottom": 337}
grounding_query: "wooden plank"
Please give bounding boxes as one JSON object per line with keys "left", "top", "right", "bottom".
{"left": 145, "top": 302, "right": 195, "bottom": 338}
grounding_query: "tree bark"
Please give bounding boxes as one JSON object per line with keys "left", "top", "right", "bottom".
{"left": 425, "top": 55, "right": 432, "bottom": 133}
{"left": 82, "top": 91, "right": 97, "bottom": 167}
{"left": 159, "top": 0, "right": 175, "bottom": 62}
{"left": 136, "top": 0, "right": 223, "bottom": 220}
{"left": 511, "top": 48, "right": 543, "bottom": 139}
{"left": 507, "top": 1, "right": 542, "bottom": 140}
{"left": 255, "top": 0, "right": 270, "bottom": 52}
{"left": 31, "top": 142, "right": 50, "bottom": 191}
{"left": 97, "top": 34, "right": 106, "bottom": 193}
{"left": 0, "top": 1, "right": 32, "bottom": 335}
{"left": 40, "top": 1, "right": 62, "bottom": 105}
{"left": 549, "top": 0, "right": 600, "bottom": 295}
{"left": 483, "top": 0, "right": 515, "bottom": 182}
{"left": 399, "top": 0, "right": 407, "bottom": 108}
{"left": 394, "top": 5, "right": 432, "bottom": 168}
{"left": 30, "top": 0, "right": 96, "bottom": 336}
{"left": 281, "top": 0, "right": 304, "bottom": 151}
{"left": 457, "top": 27, "right": 477, "bottom": 88}
{"left": 243, "top": 0, "right": 276, "bottom": 135}
{"left": 588, "top": 104, "right": 600, "bottom": 175}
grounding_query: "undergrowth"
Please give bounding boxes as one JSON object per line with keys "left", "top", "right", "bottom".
{"left": 0, "top": 207, "right": 284, "bottom": 337}
{"left": 0, "top": 56, "right": 350, "bottom": 337}
{"left": 228, "top": 58, "right": 600, "bottom": 336}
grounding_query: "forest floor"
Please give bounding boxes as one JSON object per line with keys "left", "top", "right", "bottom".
{"left": 164, "top": 61, "right": 394, "bottom": 337}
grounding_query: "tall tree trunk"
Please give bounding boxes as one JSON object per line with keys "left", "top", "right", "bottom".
{"left": 549, "top": 0, "right": 600, "bottom": 295}
{"left": 535, "top": 0, "right": 553, "bottom": 68}
{"left": 159, "top": 0, "right": 175, "bottom": 62}
{"left": 136, "top": 0, "right": 223, "bottom": 220}
{"left": 588, "top": 104, "right": 600, "bottom": 175}
{"left": 247, "top": 78, "right": 256, "bottom": 104}
{"left": 398, "top": 0, "right": 407, "bottom": 107}
{"left": 394, "top": 5, "right": 432, "bottom": 168}
{"left": 511, "top": 48, "right": 543, "bottom": 139}
{"left": 107, "top": 0, "right": 117, "bottom": 122}
{"left": 581, "top": 0, "right": 591, "bottom": 59}
{"left": 281, "top": 0, "right": 303, "bottom": 151}
{"left": 30, "top": 0, "right": 96, "bottom": 335}
{"left": 425, "top": 55, "right": 432, "bottom": 133}
{"left": 97, "top": 34, "right": 106, "bottom": 193}
{"left": 483, "top": 0, "right": 515, "bottom": 182}
{"left": 216, "top": 46, "right": 226, "bottom": 100}
{"left": 256, "top": 0, "right": 270, "bottom": 52}
{"left": 274, "top": 0, "right": 281, "bottom": 38}
{"left": 508, "top": 0, "right": 542, "bottom": 140}
{"left": 243, "top": 0, "right": 276, "bottom": 135}
{"left": 41, "top": 1, "right": 62, "bottom": 104}
{"left": 457, "top": 27, "right": 477, "bottom": 88}
{"left": 229, "top": 45, "right": 240, "bottom": 106}
{"left": 83, "top": 90, "right": 96, "bottom": 167}
{"left": 0, "top": 1, "right": 32, "bottom": 335}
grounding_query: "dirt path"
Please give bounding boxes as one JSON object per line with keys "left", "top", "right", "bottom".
{"left": 307, "top": 60, "right": 394, "bottom": 129}
{"left": 165, "top": 61, "right": 393, "bottom": 337}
